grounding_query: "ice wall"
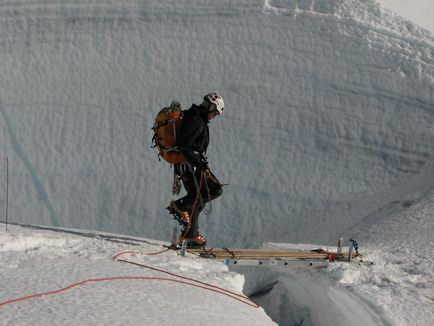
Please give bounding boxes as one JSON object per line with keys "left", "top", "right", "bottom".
{"left": 0, "top": 0, "right": 433, "bottom": 247}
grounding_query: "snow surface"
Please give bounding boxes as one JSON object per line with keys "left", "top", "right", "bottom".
{"left": 377, "top": 0, "right": 434, "bottom": 34}
{"left": 0, "top": 0, "right": 434, "bottom": 325}
{"left": 0, "top": 224, "right": 274, "bottom": 325}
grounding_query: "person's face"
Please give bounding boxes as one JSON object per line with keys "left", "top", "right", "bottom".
{"left": 207, "top": 111, "right": 220, "bottom": 120}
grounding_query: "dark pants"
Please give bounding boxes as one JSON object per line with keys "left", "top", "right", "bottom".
{"left": 174, "top": 164, "right": 223, "bottom": 237}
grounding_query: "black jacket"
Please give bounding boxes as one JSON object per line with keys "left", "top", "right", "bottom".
{"left": 176, "top": 104, "right": 209, "bottom": 169}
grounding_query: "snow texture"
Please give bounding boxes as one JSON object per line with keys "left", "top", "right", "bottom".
{"left": 0, "top": 224, "right": 274, "bottom": 325}
{"left": 0, "top": 0, "right": 433, "bottom": 248}
{"left": 0, "top": 0, "right": 434, "bottom": 325}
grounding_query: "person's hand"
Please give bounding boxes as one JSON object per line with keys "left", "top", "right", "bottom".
{"left": 196, "top": 160, "right": 209, "bottom": 172}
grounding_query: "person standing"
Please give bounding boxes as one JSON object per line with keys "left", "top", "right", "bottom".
{"left": 168, "top": 93, "right": 224, "bottom": 247}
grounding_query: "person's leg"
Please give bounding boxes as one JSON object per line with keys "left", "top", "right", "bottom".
{"left": 200, "top": 169, "right": 223, "bottom": 203}
{"left": 168, "top": 164, "right": 197, "bottom": 224}
{"left": 182, "top": 169, "right": 203, "bottom": 238}
{"left": 183, "top": 170, "right": 223, "bottom": 246}
{"left": 171, "top": 167, "right": 222, "bottom": 246}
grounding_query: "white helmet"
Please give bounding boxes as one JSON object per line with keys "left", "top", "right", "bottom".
{"left": 202, "top": 93, "right": 224, "bottom": 114}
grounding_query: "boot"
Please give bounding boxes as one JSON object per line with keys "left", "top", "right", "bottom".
{"left": 167, "top": 201, "right": 191, "bottom": 226}
{"left": 182, "top": 234, "right": 207, "bottom": 248}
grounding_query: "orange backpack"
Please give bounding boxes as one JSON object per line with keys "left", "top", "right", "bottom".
{"left": 152, "top": 101, "right": 187, "bottom": 164}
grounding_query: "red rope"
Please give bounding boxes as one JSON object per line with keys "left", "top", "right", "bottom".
{"left": 178, "top": 171, "right": 204, "bottom": 238}
{"left": 1, "top": 250, "right": 259, "bottom": 309}
{"left": 190, "top": 172, "right": 204, "bottom": 221}
{"left": 113, "top": 252, "right": 259, "bottom": 308}
{"left": 0, "top": 276, "right": 258, "bottom": 308}
{"left": 112, "top": 250, "right": 139, "bottom": 260}
{"left": 111, "top": 248, "right": 170, "bottom": 261}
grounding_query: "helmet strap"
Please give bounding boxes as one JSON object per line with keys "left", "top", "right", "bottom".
{"left": 200, "top": 100, "right": 212, "bottom": 112}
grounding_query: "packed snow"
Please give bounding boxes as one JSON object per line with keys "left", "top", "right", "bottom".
{"left": 0, "top": 224, "right": 274, "bottom": 325}
{"left": 1, "top": 0, "right": 434, "bottom": 325}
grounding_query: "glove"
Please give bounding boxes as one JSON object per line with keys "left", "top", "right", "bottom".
{"left": 188, "top": 153, "right": 208, "bottom": 172}
{"left": 190, "top": 158, "right": 207, "bottom": 172}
